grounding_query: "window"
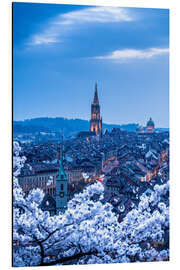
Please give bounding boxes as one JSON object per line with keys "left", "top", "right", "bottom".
{"left": 61, "top": 184, "right": 63, "bottom": 191}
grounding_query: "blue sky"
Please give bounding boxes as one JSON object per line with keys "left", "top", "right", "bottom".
{"left": 13, "top": 3, "right": 169, "bottom": 128}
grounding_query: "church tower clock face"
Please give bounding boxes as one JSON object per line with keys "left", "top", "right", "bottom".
{"left": 59, "top": 192, "right": 64, "bottom": 197}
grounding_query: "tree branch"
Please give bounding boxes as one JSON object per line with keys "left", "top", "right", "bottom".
{"left": 41, "top": 250, "right": 98, "bottom": 266}
{"left": 32, "top": 235, "right": 45, "bottom": 266}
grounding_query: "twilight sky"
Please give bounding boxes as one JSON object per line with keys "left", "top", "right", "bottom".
{"left": 13, "top": 2, "right": 169, "bottom": 128}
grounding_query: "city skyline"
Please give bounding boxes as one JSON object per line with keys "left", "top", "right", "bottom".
{"left": 13, "top": 3, "right": 169, "bottom": 128}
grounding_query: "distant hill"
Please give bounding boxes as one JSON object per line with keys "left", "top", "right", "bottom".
{"left": 13, "top": 117, "right": 139, "bottom": 137}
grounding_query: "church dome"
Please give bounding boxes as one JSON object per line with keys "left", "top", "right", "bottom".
{"left": 147, "top": 117, "right": 155, "bottom": 127}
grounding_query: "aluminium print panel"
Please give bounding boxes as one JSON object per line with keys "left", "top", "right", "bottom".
{"left": 13, "top": 1, "right": 169, "bottom": 267}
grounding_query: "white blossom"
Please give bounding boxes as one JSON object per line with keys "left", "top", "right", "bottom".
{"left": 13, "top": 141, "right": 169, "bottom": 266}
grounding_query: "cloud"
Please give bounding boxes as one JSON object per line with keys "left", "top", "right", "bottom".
{"left": 60, "top": 6, "right": 134, "bottom": 24}
{"left": 30, "top": 34, "right": 58, "bottom": 45}
{"left": 95, "top": 48, "right": 169, "bottom": 61}
{"left": 27, "top": 7, "right": 135, "bottom": 46}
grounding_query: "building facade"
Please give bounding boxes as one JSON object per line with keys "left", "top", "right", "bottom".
{"left": 18, "top": 166, "right": 82, "bottom": 196}
{"left": 90, "top": 83, "right": 102, "bottom": 136}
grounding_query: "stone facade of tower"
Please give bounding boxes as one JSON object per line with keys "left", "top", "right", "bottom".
{"left": 56, "top": 148, "right": 68, "bottom": 214}
{"left": 90, "top": 83, "right": 102, "bottom": 136}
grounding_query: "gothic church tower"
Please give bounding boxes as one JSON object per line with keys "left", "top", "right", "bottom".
{"left": 90, "top": 83, "right": 102, "bottom": 136}
{"left": 56, "top": 135, "right": 68, "bottom": 214}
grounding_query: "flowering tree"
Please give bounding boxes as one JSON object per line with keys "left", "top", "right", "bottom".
{"left": 13, "top": 142, "right": 169, "bottom": 267}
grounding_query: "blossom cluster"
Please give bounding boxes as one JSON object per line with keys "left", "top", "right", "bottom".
{"left": 13, "top": 142, "right": 169, "bottom": 266}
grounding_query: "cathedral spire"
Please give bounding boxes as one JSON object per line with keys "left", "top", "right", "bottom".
{"left": 90, "top": 82, "right": 102, "bottom": 136}
{"left": 93, "top": 82, "right": 99, "bottom": 105}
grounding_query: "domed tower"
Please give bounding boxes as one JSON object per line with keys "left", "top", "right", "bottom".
{"left": 90, "top": 83, "right": 102, "bottom": 136}
{"left": 146, "top": 117, "right": 155, "bottom": 132}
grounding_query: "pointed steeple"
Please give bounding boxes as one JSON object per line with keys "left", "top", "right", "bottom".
{"left": 57, "top": 131, "right": 66, "bottom": 180}
{"left": 56, "top": 130, "right": 68, "bottom": 214}
{"left": 93, "top": 82, "right": 99, "bottom": 105}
